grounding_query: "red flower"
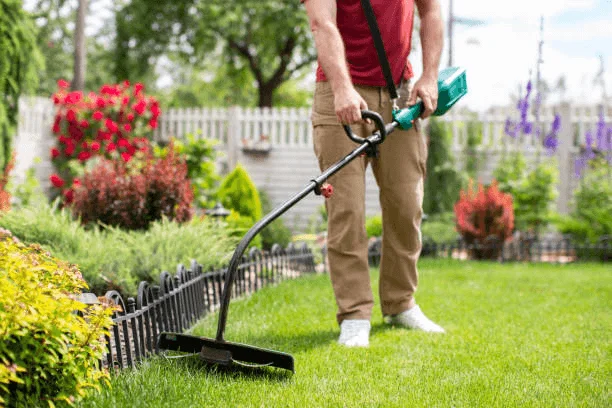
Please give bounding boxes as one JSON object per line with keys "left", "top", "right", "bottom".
{"left": 59, "top": 135, "right": 69, "bottom": 144}
{"left": 81, "top": 141, "right": 89, "bottom": 150}
{"left": 68, "top": 125, "right": 84, "bottom": 140}
{"left": 91, "top": 141, "right": 101, "bottom": 151}
{"left": 65, "top": 91, "right": 83, "bottom": 104}
{"left": 63, "top": 189, "right": 74, "bottom": 204}
{"left": 57, "top": 79, "right": 70, "bottom": 89}
{"left": 117, "top": 139, "right": 130, "bottom": 149}
{"left": 148, "top": 118, "right": 158, "bottom": 129}
{"left": 105, "top": 119, "right": 118, "bottom": 133}
{"left": 73, "top": 178, "right": 81, "bottom": 188}
{"left": 122, "top": 96, "right": 130, "bottom": 106}
{"left": 106, "top": 142, "right": 117, "bottom": 152}
{"left": 78, "top": 151, "right": 92, "bottom": 162}
{"left": 121, "top": 152, "right": 132, "bottom": 162}
{"left": 53, "top": 94, "right": 62, "bottom": 105}
{"left": 150, "top": 103, "right": 161, "bottom": 117}
{"left": 80, "top": 119, "right": 90, "bottom": 128}
{"left": 50, "top": 174, "right": 65, "bottom": 188}
{"left": 65, "top": 144, "right": 75, "bottom": 156}
{"left": 66, "top": 109, "right": 77, "bottom": 122}
{"left": 96, "top": 98, "right": 106, "bottom": 109}
{"left": 123, "top": 123, "right": 132, "bottom": 132}
{"left": 93, "top": 111, "right": 104, "bottom": 121}
{"left": 127, "top": 113, "right": 135, "bottom": 121}
{"left": 133, "top": 100, "right": 147, "bottom": 115}
{"left": 123, "top": 80, "right": 131, "bottom": 88}
{"left": 52, "top": 121, "right": 61, "bottom": 133}
{"left": 51, "top": 148, "right": 60, "bottom": 159}
{"left": 134, "top": 83, "right": 144, "bottom": 95}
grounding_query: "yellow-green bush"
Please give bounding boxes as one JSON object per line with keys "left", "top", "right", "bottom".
{"left": 0, "top": 230, "right": 114, "bottom": 407}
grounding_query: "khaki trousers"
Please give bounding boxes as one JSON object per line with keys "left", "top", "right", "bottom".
{"left": 311, "top": 80, "right": 428, "bottom": 324}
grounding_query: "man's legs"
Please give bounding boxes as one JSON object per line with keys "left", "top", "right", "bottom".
{"left": 371, "top": 82, "right": 444, "bottom": 332}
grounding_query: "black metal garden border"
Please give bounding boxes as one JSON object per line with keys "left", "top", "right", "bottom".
{"left": 102, "top": 243, "right": 316, "bottom": 370}
{"left": 368, "top": 235, "right": 611, "bottom": 265}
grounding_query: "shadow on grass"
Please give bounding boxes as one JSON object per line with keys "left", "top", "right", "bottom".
{"left": 237, "top": 329, "right": 338, "bottom": 354}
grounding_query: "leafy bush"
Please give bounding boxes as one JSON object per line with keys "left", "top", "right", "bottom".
{"left": 454, "top": 180, "right": 514, "bottom": 259}
{"left": 155, "top": 135, "right": 220, "bottom": 209}
{"left": 72, "top": 146, "right": 194, "bottom": 230}
{"left": 494, "top": 152, "right": 558, "bottom": 232}
{"left": 0, "top": 229, "right": 113, "bottom": 407}
{"left": 223, "top": 210, "right": 262, "bottom": 249}
{"left": 258, "top": 188, "right": 291, "bottom": 249}
{"left": 423, "top": 118, "right": 464, "bottom": 215}
{"left": 49, "top": 80, "right": 160, "bottom": 203}
{"left": 0, "top": 202, "right": 234, "bottom": 296}
{"left": 555, "top": 159, "right": 612, "bottom": 243}
{"left": 365, "top": 214, "right": 382, "bottom": 238}
{"left": 421, "top": 212, "right": 458, "bottom": 244}
{"left": 217, "top": 164, "right": 262, "bottom": 223}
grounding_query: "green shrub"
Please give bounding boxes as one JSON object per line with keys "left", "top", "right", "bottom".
{"left": 421, "top": 212, "right": 458, "bottom": 244}
{"left": 365, "top": 214, "right": 382, "bottom": 238}
{"left": 493, "top": 152, "right": 558, "bottom": 232}
{"left": 0, "top": 202, "right": 234, "bottom": 296}
{"left": 0, "top": 230, "right": 113, "bottom": 407}
{"left": 555, "top": 159, "right": 612, "bottom": 243}
{"left": 217, "top": 163, "right": 262, "bottom": 223}
{"left": 307, "top": 204, "right": 327, "bottom": 234}
{"left": 423, "top": 118, "right": 464, "bottom": 215}
{"left": 258, "top": 188, "right": 292, "bottom": 249}
{"left": 223, "top": 210, "right": 262, "bottom": 248}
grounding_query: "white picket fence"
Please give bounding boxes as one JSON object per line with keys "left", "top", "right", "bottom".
{"left": 14, "top": 97, "right": 611, "bottom": 231}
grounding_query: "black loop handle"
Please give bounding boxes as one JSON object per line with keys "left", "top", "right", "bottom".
{"left": 342, "top": 110, "right": 387, "bottom": 145}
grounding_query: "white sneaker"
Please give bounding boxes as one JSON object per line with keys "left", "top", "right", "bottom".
{"left": 338, "top": 319, "right": 371, "bottom": 347}
{"left": 386, "top": 305, "right": 445, "bottom": 333}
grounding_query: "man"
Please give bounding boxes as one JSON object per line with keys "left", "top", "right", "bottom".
{"left": 303, "top": 0, "right": 445, "bottom": 347}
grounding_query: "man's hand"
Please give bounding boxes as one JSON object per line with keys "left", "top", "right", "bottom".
{"left": 334, "top": 86, "right": 368, "bottom": 124}
{"left": 407, "top": 76, "right": 438, "bottom": 119}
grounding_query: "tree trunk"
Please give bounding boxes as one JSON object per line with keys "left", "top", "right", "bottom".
{"left": 72, "top": 0, "right": 88, "bottom": 91}
{"left": 258, "top": 83, "right": 274, "bottom": 108}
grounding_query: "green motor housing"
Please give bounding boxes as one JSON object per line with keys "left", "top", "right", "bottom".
{"left": 393, "top": 66, "right": 468, "bottom": 130}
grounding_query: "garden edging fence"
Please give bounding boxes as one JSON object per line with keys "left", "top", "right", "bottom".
{"left": 101, "top": 243, "right": 315, "bottom": 370}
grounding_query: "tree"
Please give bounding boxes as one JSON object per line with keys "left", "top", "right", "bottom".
{"left": 115, "top": 0, "right": 316, "bottom": 107}
{"left": 72, "top": 0, "right": 88, "bottom": 90}
{"left": 0, "top": 0, "right": 43, "bottom": 173}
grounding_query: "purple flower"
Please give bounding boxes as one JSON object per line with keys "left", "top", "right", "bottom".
{"left": 523, "top": 122, "right": 533, "bottom": 134}
{"left": 551, "top": 114, "right": 561, "bottom": 133}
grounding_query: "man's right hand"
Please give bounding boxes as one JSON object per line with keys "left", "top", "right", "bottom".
{"left": 334, "top": 86, "right": 369, "bottom": 125}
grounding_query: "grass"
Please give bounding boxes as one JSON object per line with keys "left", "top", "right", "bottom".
{"left": 78, "top": 259, "right": 610, "bottom": 407}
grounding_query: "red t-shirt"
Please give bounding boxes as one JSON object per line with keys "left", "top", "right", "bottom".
{"left": 306, "top": 0, "right": 415, "bottom": 86}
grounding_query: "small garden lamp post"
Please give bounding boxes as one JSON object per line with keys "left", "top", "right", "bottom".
{"left": 206, "top": 201, "right": 231, "bottom": 223}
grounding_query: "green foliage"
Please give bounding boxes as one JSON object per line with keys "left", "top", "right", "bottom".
{"left": 7, "top": 163, "right": 47, "bottom": 208}
{"left": 421, "top": 212, "right": 457, "bottom": 244}
{"left": 493, "top": 152, "right": 558, "bottom": 232}
{"left": 156, "top": 135, "right": 220, "bottom": 209}
{"left": 306, "top": 204, "right": 327, "bottom": 234}
{"left": 464, "top": 120, "right": 484, "bottom": 178}
{"left": 217, "top": 164, "right": 262, "bottom": 222}
{"left": 555, "top": 159, "right": 612, "bottom": 243}
{"left": 258, "top": 188, "right": 292, "bottom": 250}
{"left": 0, "top": 202, "right": 235, "bottom": 296}
{"left": 0, "top": 0, "right": 43, "bottom": 174}
{"left": 423, "top": 118, "right": 464, "bottom": 215}
{"left": 223, "top": 209, "right": 262, "bottom": 249}
{"left": 0, "top": 230, "right": 114, "bottom": 407}
{"left": 365, "top": 214, "right": 382, "bottom": 238}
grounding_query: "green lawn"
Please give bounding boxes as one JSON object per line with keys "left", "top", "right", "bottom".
{"left": 79, "top": 259, "right": 611, "bottom": 407}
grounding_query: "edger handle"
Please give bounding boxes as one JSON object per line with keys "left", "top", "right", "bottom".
{"left": 342, "top": 110, "right": 386, "bottom": 145}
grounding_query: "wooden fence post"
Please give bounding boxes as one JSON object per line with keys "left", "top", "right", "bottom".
{"left": 556, "top": 102, "right": 572, "bottom": 215}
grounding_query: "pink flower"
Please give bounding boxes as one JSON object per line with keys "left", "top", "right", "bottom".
{"left": 123, "top": 123, "right": 132, "bottom": 132}
{"left": 148, "top": 118, "right": 158, "bottom": 129}
{"left": 127, "top": 113, "right": 135, "bottom": 121}
{"left": 121, "top": 152, "right": 132, "bottom": 162}
{"left": 105, "top": 118, "right": 118, "bottom": 133}
{"left": 93, "top": 111, "right": 104, "bottom": 121}
{"left": 91, "top": 141, "right": 101, "bottom": 151}
{"left": 57, "top": 79, "right": 70, "bottom": 89}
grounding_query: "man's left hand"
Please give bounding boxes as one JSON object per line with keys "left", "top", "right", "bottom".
{"left": 407, "top": 75, "right": 438, "bottom": 119}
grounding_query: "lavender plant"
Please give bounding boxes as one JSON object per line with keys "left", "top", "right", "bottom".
{"left": 574, "top": 108, "right": 612, "bottom": 178}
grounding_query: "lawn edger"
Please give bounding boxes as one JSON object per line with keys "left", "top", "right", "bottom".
{"left": 157, "top": 66, "right": 468, "bottom": 373}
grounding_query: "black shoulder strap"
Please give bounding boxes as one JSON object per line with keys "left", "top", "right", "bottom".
{"left": 360, "top": 0, "right": 399, "bottom": 100}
